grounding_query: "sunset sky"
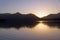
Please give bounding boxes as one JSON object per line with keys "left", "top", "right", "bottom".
{"left": 0, "top": 0, "right": 60, "bottom": 17}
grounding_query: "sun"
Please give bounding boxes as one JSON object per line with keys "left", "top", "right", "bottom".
{"left": 38, "top": 12, "right": 46, "bottom": 18}
{"left": 35, "top": 11, "right": 48, "bottom": 18}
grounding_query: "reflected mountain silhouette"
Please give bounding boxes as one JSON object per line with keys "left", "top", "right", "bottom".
{"left": 0, "top": 21, "right": 39, "bottom": 29}
{"left": 0, "top": 12, "right": 40, "bottom": 23}
{"left": 43, "top": 22, "right": 60, "bottom": 29}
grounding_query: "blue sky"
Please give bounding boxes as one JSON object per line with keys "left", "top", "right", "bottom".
{"left": 0, "top": 0, "right": 60, "bottom": 15}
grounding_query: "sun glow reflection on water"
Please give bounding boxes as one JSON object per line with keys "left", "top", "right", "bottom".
{"left": 0, "top": 22, "right": 60, "bottom": 40}
{"left": 34, "top": 23, "right": 50, "bottom": 30}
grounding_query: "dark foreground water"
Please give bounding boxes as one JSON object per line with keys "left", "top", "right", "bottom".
{"left": 0, "top": 22, "right": 60, "bottom": 40}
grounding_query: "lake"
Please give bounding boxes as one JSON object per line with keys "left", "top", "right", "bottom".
{"left": 0, "top": 22, "right": 60, "bottom": 40}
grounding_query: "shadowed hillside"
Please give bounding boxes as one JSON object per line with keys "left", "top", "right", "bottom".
{"left": 40, "top": 12, "right": 60, "bottom": 21}
{"left": 42, "top": 12, "right": 60, "bottom": 20}
{"left": 0, "top": 12, "right": 40, "bottom": 23}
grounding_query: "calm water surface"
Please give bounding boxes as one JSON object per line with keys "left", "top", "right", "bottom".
{"left": 0, "top": 22, "right": 60, "bottom": 40}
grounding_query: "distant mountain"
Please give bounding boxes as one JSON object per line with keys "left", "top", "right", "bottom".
{"left": 42, "top": 12, "right": 60, "bottom": 20}
{"left": 0, "top": 12, "right": 40, "bottom": 23}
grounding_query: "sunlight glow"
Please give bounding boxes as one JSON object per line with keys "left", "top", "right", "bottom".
{"left": 35, "top": 23, "right": 50, "bottom": 30}
{"left": 35, "top": 11, "right": 49, "bottom": 18}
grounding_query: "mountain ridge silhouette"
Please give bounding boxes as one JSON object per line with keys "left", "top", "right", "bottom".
{"left": 42, "top": 12, "right": 60, "bottom": 20}
{"left": 0, "top": 12, "right": 40, "bottom": 23}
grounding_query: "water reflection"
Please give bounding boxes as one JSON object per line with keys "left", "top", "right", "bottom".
{"left": 0, "top": 21, "right": 60, "bottom": 40}
{"left": 34, "top": 23, "right": 50, "bottom": 30}
{"left": 43, "top": 22, "right": 60, "bottom": 29}
{"left": 0, "top": 21, "right": 60, "bottom": 29}
{"left": 0, "top": 22, "right": 39, "bottom": 29}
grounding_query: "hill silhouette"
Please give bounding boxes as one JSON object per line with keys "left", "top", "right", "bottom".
{"left": 0, "top": 12, "right": 40, "bottom": 23}
{"left": 42, "top": 12, "right": 60, "bottom": 20}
